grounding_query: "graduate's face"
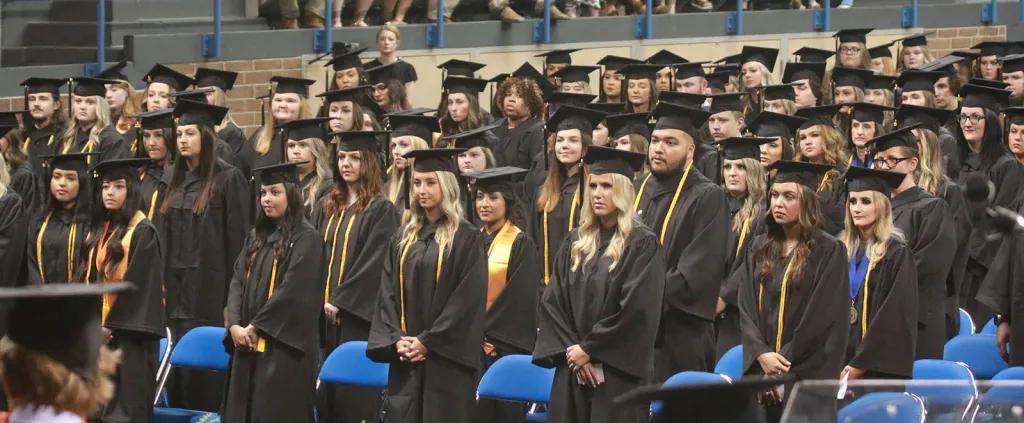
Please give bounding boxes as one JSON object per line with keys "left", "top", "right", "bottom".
{"left": 1003, "top": 71, "right": 1024, "bottom": 100}
{"left": 741, "top": 62, "right": 764, "bottom": 89}
{"left": 27, "top": 93, "right": 58, "bottom": 122}
{"left": 833, "top": 86, "right": 858, "bottom": 105}
{"left": 555, "top": 129, "right": 585, "bottom": 164}
{"left": 592, "top": 123, "right": 609, "bottom": 147}
{"left": 363, "top": 113, "right": 375, "bottom": 130}
{"left": 864, "top": 89, "right": 888, "bottom": 106}
{"left": 627, "top": 79, "right": 652, "bottom": 106}
{"left": 792, "top": 80, "right": 817, "bottom": 109}
{"left": 870, "top": 58, "right": 886, "bottom": 73}
{"left": 902, "top": 46, "right": 927, "bottom": 68}
{"left": 848, "top": 191, "right": 880, "bottom": 230}
{"left": 475, "top": 191, "right": 507, "bottom": 227}
{"left": 933, "top": 77, "right": 956, "bottom": 110}
{"left": 1007, "top": 123, "right": 1024, "bottom": 158}
{"left": 335, "top": 68, "right": 361, "bottom": 89}
{"left": 272, "top": 93, "right": 302, "bottom": 122}
{"left": 677, "top": 76, "right": 707, "bottom": 95}
{"left": 457, "top": 147, "right": 489, "bottom": 174}
{"left": 602, "top": 71, "right": 622, "bottom": 98}
{"left": 980, "top": 55, "right": 1000, "bottom": 80}
{"left": 770, "top": 182, "right": 802, "bottom": 226}
{"left": 838, "top": 42, "right": 864, "bottom": 67}
{"left": 797, "top": 127, "right": 825, "bottom": 161}
{"left": 900, "top": 90, "right": 928, "bottom": 107}
{"left": 142, "top": 129, "right": 168, "bottom": 162}
{"left": 850, "top": 119, "right": 877, "bottom": 147}
{"left": 764, "top": 100, "right": 788, "bottom": 115}
{"left": 72, "top": 95, "right": 99, "bottom": 125}
{"left": 561, "top": 81, "right": 588, "bottom": 95}
{"left": 722, "top": 159, "right": 748, "bottom": 197}
{"left": 546, "top": 63, "right": 568, "bottom": 78}
{"left": 412, "top": 171, "right": 443, "bottom": 211}
{"left": 502, "top": 88, "right": 531, "bottom": 121}
{"left": 337, "top": 150, "right": 364, "bottom": 183}
{"left": 50, "top": 168, "right": 80, "bottom": 205}
{"left": 105, "top": 84, "right": 128, "bottom": 112}
{"left": 286, "top": 139, "right": 316, "bottom": 173}
{"left": 328, "top": 100, "right": 357, "bottom": 132}
{"left": 390, "top": 136, "right": 415, "bottom": 169}
{"left": 708, "top": 111, "right": 742, "bottom": 141}
{"left": 649, "top": 128, "right": 694, "bottom": 174}
{"left": 175, "top": 124, "right": 202, "bottom": 158}
{"left": 377, "top": 29, "right": 399, "bottom": 53}
{"left": 101, "top": 178, "right": 128, "bottom": 211}
{"left": 656, "top": 67, "right": 673, "bottom": 92}
{"left": 760, "top": 136, "right": 785, "bottom": 166}
{"left": 145, "top": 82, "right": 172, "bottom": 112}
{"left": 959, "top": 106, "right": 986, "bottom": 143}
{"left": 447, "top": 93, "right": 471, "bottom": 122}
{"left": 588, "top": 173, "right": 619, "bottom": 218}
{"left": 874, "top": 147, "right": 918, "bottom": 175}
{"left": 613, "top": 135, "right": 633, "bottom": 151}
{"left": 260, "top": 182, "right": 288, "bottom": 219}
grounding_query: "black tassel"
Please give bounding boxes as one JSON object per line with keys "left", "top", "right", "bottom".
{"left": 67, "top": 78, "right": 74, "bottom": 119}
{"left": 402, "top": 165, "right": 411, "bottom": 209}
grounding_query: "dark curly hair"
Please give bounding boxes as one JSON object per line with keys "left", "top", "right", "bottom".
{"left": 495, "top": 77, "right": 546, "bottom": 120}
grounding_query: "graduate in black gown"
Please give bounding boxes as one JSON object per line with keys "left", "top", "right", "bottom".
{"left": 840, "top": 167, "right": 919, "bottom": 380}
{"left": 20, "top": 77, "right": 68, "bottom": 206}
{"left": 160, "top": 100, "right": 251, "bottom": 411}
{"left": 367, "top": 148, "right": 487, "bottom": 423}
{"left": 466, "top": 166, "right": 542, "bottom": 423}
{"left": 527, "top": 106, "right": 605, "bottom": 287}
{"left": 278, "top": 117, "right": 334, "bottom": 216}
{"left": 744, "top": 111, "right": 806, "bottom": 169}
{"left": 81, "top": 158, "right": 166, "bottom": 423}
{"left": 0, "top": 154, "right": 28, "bottom": 287}
{"left": 793, "top": 104, "right": 848, "bottom": 236}
{"left": 445, "top": 124, "right": 500, "bottom": 223}
{"left": 845, "top": 102, "right": 893, "bottom": 169}
{"left": 870, "top": 125, "right": 957, "bottom": 359}
{"left": 134, "top": 109, "right": 175, "bottom": 224}
{"left": 26, "top": 152, "right": 98, "bottom": 285}
{"left": 246, "top": 77, "right": 318, "bottom": 170}
{"left": 1, "top": 111, "right": 40, "bottom": 217}
{"left": 224, "top": 162, "right": 324, "bottom": 423}
{"left": 489, "top": 76, "right": 547, "bottom": 170}
{"left": 635, "top": 102, "right": 729, "bottom": 377}
{"left": 534, "top": 146, "right": 664, "bottom": 423}
{"left": 194, "top": 67, "right": 248, "bottom": 159}
{"left": 734, "top": 161, "right": 849, "bottom": 421}
{"left": 58, "top": 77, "right": 130, "bottom": 166}
{"left": 313, "top": 131, "right": 398, "bottom": 423}
{"left": 977, "top": 202, "right": 1024, "bottom": 366}
{"left": 716, "top": 137, "right": 772, "bottom": 359}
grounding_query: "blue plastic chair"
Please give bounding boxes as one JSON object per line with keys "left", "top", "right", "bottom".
{"left": 908, "top": 359, "right": 978, "bottom": 409}
{"left": 944, "top": 334, "right": 1008, "bottom": 379}
{"left": 958, "top": 308, "right": 975, "bottom": 337}
{"left": 837, "top": 392, "right": 926, "bottom": 423}
{"left": 714, "top": 344, "right": 744, "bottom": 380}
{"left": 154, "top": 327, "right": 173, "bottom": 406}
{"left": 318, "top": 341, "right": 389, "bottom": 388}
{"left": 477, "top": 355, "right": 555, "bottom": 422}
{"left": 980, "top": 318, "right": 998, "bottom": 335}
{"left": 153, "top": 326, "right": 231, "bottom": 422}
{"left": 979, "top": 367, "right": 1024, "bottom": 408}
{"left": 652, "top": 371, "right": 731, "bottom": 414}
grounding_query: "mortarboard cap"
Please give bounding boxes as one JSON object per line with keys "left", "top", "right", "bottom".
{"left": 959, "top": 83, "right": 1012, "bottom": 110}
{"left": 831, "top": 67, "right": 873, "bottom": 90}
{"left": 137, "top": 108, "right": 175, "bottom": 130}
{"left": 950, "top": 50, "right": 981, "bottom": 61}
{"left": 782, "top": 62, "right": 826, "bottom": 84}
{"left": 325, "top": 47, "right": 367, "bottom": 71}
{"left": 619, "top": 63, "right": 662, "bottom": 81}
{"left": 21, "top": 78, "right": 67, "bottom": 97}
{"left": 972, "top": 41, "right": 1008, "bottom": 57}
{"left": 388, "top": 113, "right": 439, "bottom": 141}
{"left": 896, "top": 32, "right": 931, "bottom": 48}
{"left": 646, "top": 49, "right": 688, "bottom": 66}
{"left": 795, "top": 104, "right": 842, "bottom": 129}
{"left": 868, "top": 43, "right": 894, "bottom": 59}
{"left": 583, "top": 145, "right": 646, "bottom": 179}
{"left": 967, "top": 77, "right": 1010, "bottom": 89}
{"left": 895, "top": 104, "right": 952, "bottom": 134}
{"left": 0, "top": 111, "right": 24, "bottom": 134}
{"left": 488, "top": 73, "right": 511, "bottom": 85}
{"left": 769, "top": 160, "right": 834, "bottom": 190}
{"left": 705, "top": 71, "right": 734, "bottom": 92}
{"left": 96, "top": 61, "right": 128, "bottom": 81}
{"left": 896, "top": 70, "right": 943, "bottom": 93}
{"left": 277, "top": 117, "right": 329, "bottom": 141}
{"left": 918, "top": 55, "right": 966, "bottom": 76}
{"left": 72, "top": 77, "right": 118, "bottom": 97}
{"left": 597, "top": 55, "right": 642, "bottom": 72}
{"left": 1004, "top": 106, "right": 1024, "bottom": 126}
{"left": 762, "top": 84, "right": 796, "bottom": 102}
{"left": 546, "top": 91, "right": 597, "bottom": 108}
{"left": 270, "top": 76, "right": 316, "bottom": 97}
{"left": 716, "top": 136, "right": 775, "bottom": 161}
{"left": 546, "top": 105, "right": 606, "bottom": 134}
{"left": 606, "top": 112, "right": 651, "bottom": 140}
{"left": 1000, "top": 54, "right": 1024, "bottom": 74}
{"left": 173, "top": 99, "right": 229, "bottom": 127}
{"left": 438, "top": 59, "right": 486, "bottom": 78}
{"left": 318, "top": 85, "right": 371, "bottom": 104}
{"left": 741, "top": 46, "right": 780, "bottom": 72}
{"left": 90, "top": 158, "right": 151, "bottom": 181}
{"left": 745, "top": 111, "right": 806, "bottom": 141}
{"left": 332, "top": 130, "right": 390, "bottom": 153}
{"left": 866, "top": 124, "right": 921, "bottom": 152}
{"left": 845, "top": 166, "right": 906, "bottom": 196}
{"left": 41, "top": 152, "right": 101, "bottom": 172}
{"left": 793, "top": 46, "right": 835, "bottom": 63}
{"left": 658, "top": 91, "right": 707, "bottom": 108}
{"left": 652, "top": 102, "right": 710, "bottom": 134}
{"left": 365, "top": 62, "right": 402, "bottom": 85}
{"left": 405, "top": 148, "right": 465, "bottom": 174}
{"left": 708, "top": 92, "right": 746, "bottom": 114}
{"left": 587, "top": 102, "right": 626, "bottom": 114}
{"left": 535, "top": 49, "right": 580, "bottom": 66}
{"left": 194, "top": 67, "right": 239, "bottom": 91}
{"left": 834, "top": 28, "right": 873, "bottom": 44}
{"left": 253, "top": 162, "right": 304, "bottom": 185}
{"left": 674, "top": 62, "right": 708, "bottom": 80}
{"left": 553, "top": 65, "right": 600, "bottom": 84}
{"left": 849, "top": 102, "right": 895, "bottom": 124}
{"left": 143, "top": 64, "right": 195, "bottom": 91}
{"left": 169, "top": 87, "right": 214, "bottom": 104}
{"left": 443, "top": 76, "right": 489, "bottom": 95}
{"left": 866, "top": 74, "right": 896, "bottom": 91}
{"left": 466, "top": 166, "right": 528, "bottom": 194}
{"left": 442, "top": 123, "right": 500, "bottom": 150}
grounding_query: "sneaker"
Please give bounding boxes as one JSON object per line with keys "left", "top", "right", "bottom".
{"left": 499, "top": 6, "right": 526, "bottom": 22}
{"left": 838, "top": 0, "right": 853, "bottom": 8}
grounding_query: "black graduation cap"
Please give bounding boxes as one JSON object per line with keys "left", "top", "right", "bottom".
{"left": 0, "top": 110, "right": 23, "bottom": 134}
{"left": 973, "top": 41, "right": 1009, "bottom": 57}
{"left": 967, "top": 77, "right": 1010, "bottom": 89}
{"left": 651, "top": 101, "right": 710, "bottom": 134}
{"left": 834, "top": 28, "right": 873, "bottom": 44}
{"left": 438, "top": 59, "right": 486, "bottom": 78}
{"left": 587, "top": 102, "right": 626, "bottom": 114}
{"left": 597, "top": 55, "right": 642, "bottom": 72}
{"left": 194, "top": 67, "right": 239, "bottom": 91}
{"left": 867, "top": 74, "right": 897, "bottom": 91}
{"left": 715, "top": 53, "right": 743, "bottom": 66}
{"left": 325, "top": 47, "right": 367, "bottom": 71}
{"left": 405, "top": 148, "right": 466, "bottom": 174}
{"left": 616, "top": 375, "right": 795, "bottom": 423}
{"left": 72, "top": 77, "right": 118, "bottom": 97}
{"left": 849, "top": 102, "right": 894, "bottom": 124}
{"left": 745, "top": 111, "right": 806, "bottom": 140}
{"left": 331, "top": 130, "right": 390, "bottom": 152}
{"left": 896, "top": 70, "right": 943, "bottom": 93}
{"left": 708, "top": 92, "right": 746, "bottom": 114}
{"left": 143, "top": 64, "right": 195, "bottom": 91}
{"left": 270, "top": 76, "right": 315, "bottom": 97}
{"left": 831, "top": 67, "right": 873, "bottom": 90}
{"left": 21, "top": 77, "right": 68, "bottom": 97}
{"left": 173, "top": 99, "right": 229, "bottom": 127}
{"left": 1000, "top": 54, "right": 1024, "bottom": 74}
{"left": 741, "top": 46, "right": 780, "bottom": 72}
{"left": 868, "top": 43, "right": 894, "bottom": 59}
{"left": 393, "top": 107, "right": 437, "bottom": 116}
{"left": 674, "top": 62, "right": 708, "bottom": 80}
{"left": 896, "top": 32, "right": 930, "bottom": 48}
{"left": 41, "top": 152, "right": 101, "bottom": 172}
{"left": 658, "top": 91, "right": 707, "bottom": 108}
{"left": 795, "top": 104, "right": 842, "bottom": 129}
{"left": 96, "top": 61, "right": 128, "bottom": 81}
{"left": 466, "top": 166, "right": 528, "bottom": 194}
{"left": 443, "top": 76, "right": 489, "bottom": 95}
{"left": 782, "top": 62, "right": 826, "bottom": 84}
{"left": 716, "top": 136, "right": 775, "bottom": 161}
{"left": 137, "top": 108, "right": 175, "bottom": 130}
{"left": 511, "top": 63, "right": 558, "bottom": 97}
{"left": 546, "top": 92, "right": 597, "bottom": 108}
{"left": 845, "top": 166, "right": 906, "bottom": 196}
{"left": 278, "top": 117, "right": 329, "bottom": 141}
{"left": 606, "top": 112, "right": 652, "bottom": 140}
{"left": 619, "top": 64, "right": 663, "bottom": 82}
{"left": 546, "top": 105, "right": 606, "bottom": 134}
{"left": 253, "top": 161, "right": 304, "bottom": 185}
{"left": 90, "top": 158, "right": 151, "bottom": 181}
{"left": 896, "top": 104, "right": 952, "bottom": 134}
{"left": 950, "top": 50, "right": 981, "bottom": 61}
{"left": 535, "top": 49, "right": 580, "bottom": 66}
{"left": 1004, "top": 106, "right": 1024, "bottom": 126}
{"left": 646, "top": 49, "right": 688, "bottom": 66}
{"left": 365, "top": 62, "right": 401, "bottom": 86}
{"left": 918, "top": 55, "right": 966, "bottom": 76}
{"left": 762, "top": 84, "right": 796, "bottom": 102}
{"left": 793, "top": 46, "right": 835, "bottom": 63}
{"left": 583, "top": 145, "right": 646, "bottom": 179}
{"left": 0, "top": 282, "right": 133, "bottom": 376}
{"left": 442, "top": 123, "right": 500, "bottom": 150}
{"left": 769, "top": 160, "right": 834, "bottom": 190}
{"left": 1008, "top": 42, "right": 1024, "bottom": 56}
{"left": 488, "top": 73, "right": 510, "bottom": 85}
{"left": 388, "top": 113, "right": 439, "bottom": 141}
{"left": 866, "top": 123, "right": 921, "bottom": 152}
{"left": 705, "top": 71, "right": 733, "bottom": 92}
{"left": 959, "top": 83, "right": 1012, "bottom": 110}
{"left": 318, "top": 85, "right": 371, "bottom": 103}
{"left": 169, "top": 87, "right": 214, "bottom": 104}
{"left": 552, "top": 65, "right": 599, "bottom": 84}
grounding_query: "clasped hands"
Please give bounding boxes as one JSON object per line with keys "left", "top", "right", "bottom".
{"left": 567, "top": 344, "right": 602, "bottom": 388}
{"left": 229, "top": 324, "right": 260, "bottom": 351}
{"left": 396, "top": 336, "right": 429, "bottom": 362}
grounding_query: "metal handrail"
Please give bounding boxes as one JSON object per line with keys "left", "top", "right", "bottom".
{"left": 427, "top": 0, "right": 446, "bottom": 47}
{"left": 202, "top": 0, "right": 223, "bottom": 57}
{"left": 533, "top": 0, "right": 552, "bottom": 43}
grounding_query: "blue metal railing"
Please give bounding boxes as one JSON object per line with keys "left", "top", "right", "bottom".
{"left": 533, "top": 0, "right": 552, "bottom": 43}
{"left": 901, "top": 0, "right": 918, "bottom": 28}
{"left": 981, "top": 0, "right": 998, "bottom": 24}
{"left": 83, "top": 0, "right": 106, "bottom": 75}
{"left": 635, "top": 0, "right": 653, "bottom": 38}
{"left": 202, "top": 0, "right": 223, "bottom": 57}
{"left": 725, "top": 0, "right": 743, "bottom": 35}
{"left": 813, "top": 0, "right": 831, "bottom": 32}
{"left": 314, "top": 0, "right": 334, "bottom": 52}
{"left": 427, "top": 0, "right": 446, "bottom": 47}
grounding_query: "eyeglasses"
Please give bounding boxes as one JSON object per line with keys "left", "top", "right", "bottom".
{"left": 959, "top": 114, "right": 986, "bottom": 124}
{"left": 839, "top": 46, "right": 863, "bottom": 55}
{"left": 873, "top": 157, "right": 911, "bottom": 169}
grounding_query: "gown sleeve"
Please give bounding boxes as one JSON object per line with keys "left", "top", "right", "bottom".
{"left": 104, "top": 222, "right": 166, "bottom": 338}
{"left": 24, "top": 216, "right": 44, "bottom": 286}
{"left": 0, "top": 195, "right": 27, "bottom": 287}
{"left": 977, "top": 230, "right": 1019, "bottom": 316}
{"left": 737, "top": 236, "right": 773, "bottom": 375}
{"left": 366, "top": 235, "right": 403, "bottom": 363}
{"left": 222, "top": 167, "right": 254, "bottom": 283}
{"left": 250, "top": 229, "right": 326, "bottom": 352}
{"left": 664, "top": 185, "right": 730, "bottom": 320}
{"left": 849, "top": 242, "right": 919, "bottom": 377}
{"left": 328, "top": 199, "right": 400, "bottom": 322}
{"left": 226, "top": 233, "right": 254, "bottom": 327}
{"left": 533, "top": 232, "right": 580, "bottom": 368}
{"left": 486, "top": 233, "right": 542, "bottom": 355}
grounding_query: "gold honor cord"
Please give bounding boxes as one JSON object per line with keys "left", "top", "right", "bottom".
{"left": 859, "top": 261, "right": 876, "bottom": 339}
{"left": 659, "top": 160, "right": 693, "bottom": 244}
{"left": 735, "top": 218, "right": 750, "bottom": 259}
{"left": 397, "top": 230, "right": 445, "bottom": 335}
{"left": 256, "top": 257, "right": 280, "bottom": 353}
{"left": 817, "top": 171, "right": 832, "bottom": 193}
{"left": 541, "top": 183, "right": 580, "bottom": 286}
{"left": 323, "top": 210, "right": 345, "bottom": 303}
{"left": 66, "top": 222, "right": 78, "bottom": 283}
{"left": 758, "top": 257, "right": 795, "bottom": 352}
{"left": 36, "top": 211, "right": 53, "bottom": 280}
{"left": 633, "top": 173, "right": 652, "bottom": 211}
{"left": 21, "top": 135, "right": 55, "bottom": 153}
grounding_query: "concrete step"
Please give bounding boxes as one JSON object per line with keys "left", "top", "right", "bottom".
{"left": 2, "top": 46, "right": 125, "bottom": 67}
{"left": 48, "top": 0, "right": 112, "bottom": 22}
{"left": 20, "top": 17, "right": 268, "bottom": 48}
{"left": 46, "top": 0, "right": 248, "bottom": 22}
{"left": 22, "top": 21, "right": 106, "bottom": 47}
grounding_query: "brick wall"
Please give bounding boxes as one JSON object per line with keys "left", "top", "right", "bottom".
{"left": 927, "top": 25, "right": 1006, "bottom": 58}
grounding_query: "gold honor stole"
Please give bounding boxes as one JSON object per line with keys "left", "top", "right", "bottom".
{"left": 139, "top": 171, "right": 160, "bottom": 220}
{"left": 86, "top": 211, "right": 146, "bottom": 324}
{"left": 482, "top": 221, "right": 520, "bottom": 356}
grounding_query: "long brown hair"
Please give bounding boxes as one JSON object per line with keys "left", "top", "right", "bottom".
{"left": 536, "top": 131, "right": 591, "bottom": 213}
{"left": 160, "top": 125, "right": 222, "bottom": 215}
{"left": 323, "top": 148, "right": 386, "bottom": 215}
{"left": 439, "top": 92, "right": 487, "bottom": 135}
{"left": 757, "top": 184, "right": 822, "bottom": 283}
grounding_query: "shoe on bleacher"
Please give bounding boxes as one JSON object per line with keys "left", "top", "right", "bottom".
{"left": 300, "top": 15, "right": 325, "bottom": 28}
{"left": 550, "top": 6, "right": 572, "bottom": 20}
{"left": 278, "top": 18, "right": 299, "bottom": 29}
{"left": 499, "top": 7, "right": 526, "bottom": 22}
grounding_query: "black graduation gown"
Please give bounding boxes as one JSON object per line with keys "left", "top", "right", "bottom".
{"left": 300, "top": 173, "right": 334, "bottom": 218}
{"left": 246, "top": 128, "right": 285, "bottom": 170}
{"left": 938, "top": 126, "right": 961, "bottom": 179}
{"left": 718, "top": 196, "right": 765, "bottom": 359}
{"left": 490, "top": 117, "right": 545, "bottom": 170}
{"left": 119, "top": 124, "right": 138, "bottom": 157}
{"left": 816, "top": 171, "right": 848, "bottom": 236}
{"left": 26, "top": 207, "right": 91, "bottom": 285}
{"left": 938, "top": 177, "right": 972, "bottom": 340}
{"left": 0, "top": 192, "right": 27, "bottom": 288}
{"left": 223, "top": 223, "right": 324, "bottom": 423}
{"left": 521, "top": 152, "right": 547, "bottom": 216}
{"left": 95, "top": 217, "right": 166, "bottom": 423}
{"left": 845, "top": 239, "right": 918, "bottom": 379}
{"left": 891, "top": 186, "right": 956, "bottom": 359}
{"left": 138, "top": 163, "right": 167, "bottom": 226}
{"left": 635, "top": 169, "right": 730, "bottom": 376}
{"left": 527, "top": 171, "right": 583, "bottom": 286}
{"left": 219, "top": 123, "right": 249, "bottom": 160}
{"left": 313, "top": 197, "right": 398, "bottom": 423}
{"left": 64, "top": 126, "right": 130, "bottom": 164}
{"left": 977, "top": 225, "right": 1024, "bottom": 366}
{"left": 736, "top": 231, "right": 849, "bottom": 381}
{"left": 956, "top": 152, "right": 1024, "bottom": 323}
{"left": 9, "top": 164, "right": 39, "bottom": 218}
{"left": 22, "top": 123, "right": 62, "bottom": 206}
{"left": 367, "top": 220, "right": 487, "bottom": 423}
{"left": 693, "top": 143, "right": 721, "bottom": 185}
{"left": 533, "top": 225, "right": 665, "bottom": 423}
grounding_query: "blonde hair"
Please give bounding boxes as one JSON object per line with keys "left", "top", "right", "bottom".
{"left": 914, "top": 128, "right": 944, "bottom": 195}
{"left": 898, "top": 46, "right": 936, "bottom": 72}
{"left": 297, "top": 138, "right": 332, "bottom": 210}
{"left": 0, "top": 337, "right": 120, "bottom": 418}
{"left": 111, "top": 82, "right": 141, "bottom": 135}
{"left": 866, "top": 88, "right": 895, "bottom": 107}
{"left": 743, "top": 62, "right": 775, "bottom": 90}
{"left": 387, "top": 135, "right": 429, "bottom": 204}
{"left": 0, "top": 153, "right": 9, "bottom": 198}
{"left": 61, "top": 95, "right": 113, "bottom": 154}
{"left": 795, "top": 124, "right": 849, "bottom": 167}
{"left": 876, "top": 56, "right": 897, "bottom": 76}
{"left": 840, "top": 190, "right": 902, "bottom": 264}
{"left": 400, "top": 170, "right": 462, "bottom": 255}
{"left": 255, "top": 92, "right": 312, "bottom": 155}
{"left": 729, "top": 158, "right": 767, "bottom": 234}
{"left": 764, "top": 99, "right": 797, "bottom": 116}
{"left": 206, "top": 87, "right": 238, "bottom": 131}
{"left": 378, "top": 24, "right": 401, "bottom": 42}
{"left": 570, "top": 173, "right": 635, "bottom": 272}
